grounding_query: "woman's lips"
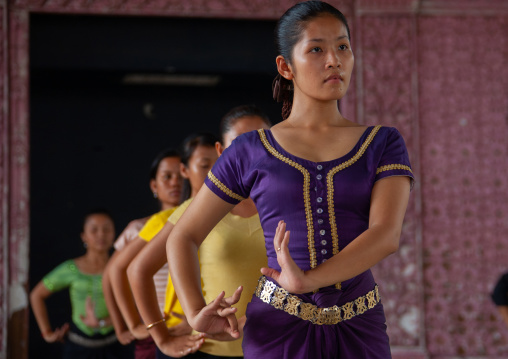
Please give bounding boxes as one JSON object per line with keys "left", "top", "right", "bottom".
{"left": 325, "top": 74, "right": 343, "bottom": 83}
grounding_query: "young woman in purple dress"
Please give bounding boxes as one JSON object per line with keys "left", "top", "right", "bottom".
{"left": 166, "top": 2, "right": 414, "bottom": 358}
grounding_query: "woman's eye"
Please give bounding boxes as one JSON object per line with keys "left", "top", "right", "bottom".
{"left": 310, "top": 47, "right": 322, "bottom": 53}
{"left": 339, "top": 44, "right": 348, "bottom": 50}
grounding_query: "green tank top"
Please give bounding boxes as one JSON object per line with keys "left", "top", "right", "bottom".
{"left": 43, "top": 259, "right": 112, "bottom": 336}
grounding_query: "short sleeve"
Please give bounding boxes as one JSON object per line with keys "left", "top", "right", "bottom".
{"left": 138, "top": 208, "right": 176, "bottom": 242}
{"left": 168, "top": 199, "right": 193, "bottom": 225}
{"left": 492, "top": 273, "right": 508, "bottom": 306}
{"left": 42, "top": 260, "right": 76, "bottom": 292}
{"left": 375, "top": 127, "right": 415, "bottom": 189}
{"left": 204, "top": 135, "right": 251, "bottom": 205}
{"left": 114, "top": 218, "right": 146, "bottom": 251}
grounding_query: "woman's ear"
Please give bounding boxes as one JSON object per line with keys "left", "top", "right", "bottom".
{"left": 149, "top": 179, "right": 157, "bottom": 194}
{"left": 180, "top": 163, "right": 189, "bottom": 179}
{"left": 215, "top": 141, "right": 224, "bottom": 157}
{"left": 276, "top": 55, "right": 294, "bottom": 80}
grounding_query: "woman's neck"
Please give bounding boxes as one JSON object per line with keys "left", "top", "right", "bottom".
{"left": 160, "top": 202, "right": 174, "bottom": 211}
{"left": 76, "top": 250, "right": 109, "bottom": 274}
{"left": 83, "top": 250, "right": 109, "bottom": 263}
{"left": 287, "top": 93, "right": 348, "bottom": 128}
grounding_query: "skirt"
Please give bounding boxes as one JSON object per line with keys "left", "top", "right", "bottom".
{"left": 242, "top": 272, "right": 391, "bottom": 359}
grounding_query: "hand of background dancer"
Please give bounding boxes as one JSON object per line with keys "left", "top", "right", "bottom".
{"left": 80, "top": 297, "right": 101, "bottom": 328}
{"left": 261, "top": 220, "right": 310, "bottom": 294}
{"left": 203, "top": 315, "right": 246, "bottom": 341}
{"left": 115, "top": 329, "right": 135, "bottom": 345}
{"left": 189, "top": 287, "right": 243, "bottom": 339}
{"left": 42, "top": 323, "right": 69, "bottom": 343}
{"left": 166, "top": 312, "right": 193, "bottom": 336}
{"left": 158, "top": 332, "right": 205, "bottom": 357}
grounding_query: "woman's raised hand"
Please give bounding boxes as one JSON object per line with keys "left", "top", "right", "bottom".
{"left": 204, "top": 315, "right": 246, "bottom": 342}
{"left": 261, "top": 220, "right": 310, "bottom": 294}
{"left": 42, "top": 323, "right": 69, "bottom": 343}
{"left": 189, "top": 286, "right": 243, "bottom": 340}
{"left": 80, "top": 297, "right": 100, "bottom": 328}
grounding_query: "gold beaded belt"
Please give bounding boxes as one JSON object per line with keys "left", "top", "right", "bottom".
{"left": 68, "top": 331, "right": 117, "bottom": 348}
{"left": 254, "top": 276, "right": 380, "bottom": 325}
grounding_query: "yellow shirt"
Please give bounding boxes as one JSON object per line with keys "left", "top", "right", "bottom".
{"left": 137, "top": 207, "right": 183, "bottom": 328}
{"left": 168, "top": 198, "right": 267, "bottom": 356}
{"left": 138, "top": 208, "right": 176, "bottom": 241}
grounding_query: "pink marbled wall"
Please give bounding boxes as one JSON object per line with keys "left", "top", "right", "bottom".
{"left": 419, "top": 15, "right": 508, "bottom": 357}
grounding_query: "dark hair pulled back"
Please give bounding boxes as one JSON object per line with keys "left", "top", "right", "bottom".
{"left": 179, "top": 132, "right": 220, "bottom": 202}
{"left": 149, "top": 148, "right": 180, "bottom": 181}
{"left": 273, "top": 1, "right": 351, "bottom": 120}
{"left": 219, "top": 105, "right": 272, "bottom": 141}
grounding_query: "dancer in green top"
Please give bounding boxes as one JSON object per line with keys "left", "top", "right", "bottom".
{"left": 30, "top": 209, "right": 133, "bottom": 358}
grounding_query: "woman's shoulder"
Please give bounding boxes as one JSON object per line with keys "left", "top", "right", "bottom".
{"left": 375, "top": 125, "right": 402, "bottom": 136}
{"left": 125, "top": 217, "right": 149, "bottom": 231}
{"left": 44, "top": 259, "right": 79, "bottom": 278}
{"left": 367, "top": 125, "right": 406, "bottom": 146}
{"left": 231, "top": 129, "right": 264, "bottom": 146}
{"left": 219, "top": 129, "right": 268, "bottom": 164}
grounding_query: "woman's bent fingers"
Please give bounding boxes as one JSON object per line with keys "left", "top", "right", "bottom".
{"left": 223, "top": 286, "right": 243, "bottom": 306}
{"left": 274, "top": 221, "right": 290, "bottom": 256}
{"left": 225, "top": 317, "right": 240, "bottom": 339}
{"left": 274, "top": 220, "right": 285, "bottom": 252}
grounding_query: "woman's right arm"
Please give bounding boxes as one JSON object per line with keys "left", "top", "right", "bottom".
{"left": 167, "top": 186, "right": 240, "bottom": 338}
{"left": 128, "top": 221, "right": 205, "bottom": 356}
{"left": 128, "top": 221, "right": 174, "bottom": 344}
{"left": 102, "top": 252, "right": 135, "bottom": 345}
{"left": 29, "top": 282, "right": 69, "bottom": 343}
{"left": 108, "top": 237, "right": 148, "bottom": 339}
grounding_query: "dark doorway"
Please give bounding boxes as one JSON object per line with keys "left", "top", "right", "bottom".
{"left": 29, "top": 14, "right": 278, "bottom": 358}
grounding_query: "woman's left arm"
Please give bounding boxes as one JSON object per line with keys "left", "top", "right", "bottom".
{"left": 262, "top": 176, "right": 411, "bottom": 293}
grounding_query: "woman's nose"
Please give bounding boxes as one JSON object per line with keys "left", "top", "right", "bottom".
{"left": 327, "top": 50, "right": 341, "bottom": 68}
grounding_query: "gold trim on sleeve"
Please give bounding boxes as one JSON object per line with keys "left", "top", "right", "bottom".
{"left": 327, "top": 125, "right": 382, "bottom": 289}
{"left": 207, "top": 171, "right": 245, "bottom": 202}
{"left": 376, "top": 164, "right": 413, "bottom": 175}
{"left": 257, "top": 129, "right": 317, "bottom": 269}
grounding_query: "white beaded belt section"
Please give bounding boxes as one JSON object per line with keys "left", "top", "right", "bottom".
{"left": 254, "top": 275, "right": 380, "bottom": 325}
{"left": 68, "top": 331, "right": 117, "bottom": 348}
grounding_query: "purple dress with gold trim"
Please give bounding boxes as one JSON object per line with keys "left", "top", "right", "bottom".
{"left": 204, "top": 125, "right": 414, "bottom": 359}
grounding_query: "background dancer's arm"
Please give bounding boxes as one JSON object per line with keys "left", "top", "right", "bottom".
{"left": 108, "top": 237, "right": 149, "bottom": 339}
{"left": 167, "top": 186, "right": 240, "bottom": 338}
{"left": 102, "top": 252, "right": 135, "bottom": 344}
{"left": 30, "top": 282, "right": 70, "bottom": 343}
{"left": 262, "top": 176, "right": 411, "bottom": 294}
{"left": 128, "top": 221, "right": 204, "bottom": 356}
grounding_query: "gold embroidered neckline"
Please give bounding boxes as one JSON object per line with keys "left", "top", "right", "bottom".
{"left": 258, "top": 129, "right": 317, "bottom": 268}
{"left": 263, "top": 126, "right": 374, "bottom": 165}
